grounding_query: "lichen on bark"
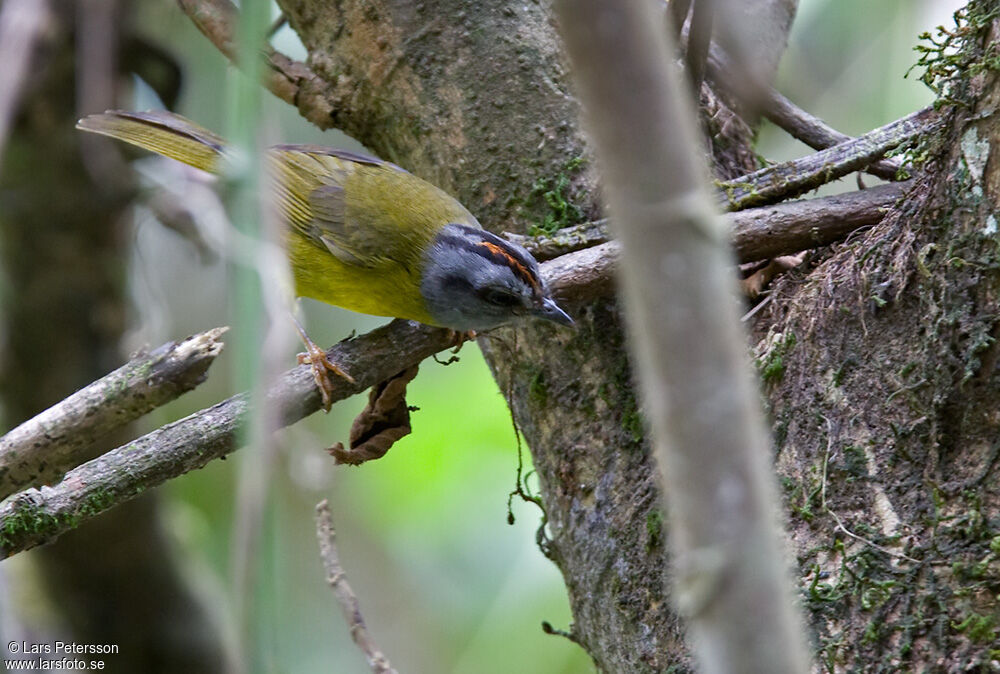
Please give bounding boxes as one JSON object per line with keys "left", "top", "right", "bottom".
{"left": 754, "top": 6, "right": 1000, "bottom": 670}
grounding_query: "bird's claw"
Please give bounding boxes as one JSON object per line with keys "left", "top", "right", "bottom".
{"left": 297, "top": 340, "right": 355, "bottom": 413}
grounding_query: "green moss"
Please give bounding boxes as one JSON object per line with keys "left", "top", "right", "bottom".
{"left": 525, "top": 156, "right": 587, "bottom": 236}
{"left": 783, "top": 475, "right": 820, "bottom": 522}
{"left": 0, "top": 502, "right": 67, "bottom": 550}
{"left": 842, "top": 445, "right": 869, "bottom": 479}
{"left": 908, "top": 3, "right": 1000, "bottom": 104}
{"left": 621, "top": 407, "right": 644, "bottom": 443}
{"left": 645, "top": 509, "right": 664, "bottom": 552}
{"left": 757, "top": 331, "right": 797, "bottom": 384}
{"left": 79, "top": 488, "right": 115, "bottom": 517}
{"left": 952, "top": 613, "right": 999, "bottom": 643}
{"left": 0, "top": 488, "right": 118, "bottom": 553}
{"left": 832, "top": 357, "right": 856, "bottom": 386}
{"left": 528, "top": 369, "right": 548, "bottom": 406}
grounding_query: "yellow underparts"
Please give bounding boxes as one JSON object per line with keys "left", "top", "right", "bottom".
{"left": 287, "top": 231, "right": 436, "bottom": 325}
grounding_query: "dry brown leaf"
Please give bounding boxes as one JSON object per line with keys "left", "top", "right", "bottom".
{"left": 328, "top": 366, "right": 420, "bottom": 466}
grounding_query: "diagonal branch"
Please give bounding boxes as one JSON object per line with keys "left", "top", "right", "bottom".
{"left": 717, "top": 106, "right": 938, "bottom": 210}
{"left": 315, "top": 500, "right": 397, "bottom": 674}
{"left": 175, "top": 0, "right": 336, "bottom": 128}
{"left": 512, "top": 180, "right": 909, "bottom": 262}
{"left": 0, "top": 328, "right": 227, "bottom": 501}
{"left": 0, "top": 180, "right": 911, "bottom": 558}
{"left": 760, "top": 89, "right": 903, "bottom": 181}
{"left": 700, "top": 37, "right": 905, "bottom": 182}
{"left": 0, "top": 321, "right": 455, "bottom": 558}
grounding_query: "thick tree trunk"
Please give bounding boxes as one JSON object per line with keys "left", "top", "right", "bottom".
{"left": 275, "top": 1, "right": 776, "bottom": 671}
{"left": 274, "top": 0, "right": 1000, "bottom": 671}
{"left": 753, "top": 9, "right": 1000, "bottom": 671}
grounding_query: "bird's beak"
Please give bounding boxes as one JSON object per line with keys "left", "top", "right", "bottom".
{"left": 533, "top": 297, "right": 575, "bottom": 327}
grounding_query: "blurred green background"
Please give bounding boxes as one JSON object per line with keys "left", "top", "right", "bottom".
{"left": 0, "top": 0, "right": 964, "bottom": 672}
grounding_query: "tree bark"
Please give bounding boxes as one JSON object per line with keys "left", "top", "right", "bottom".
{"left": 272, "top": 1, "right": 790, "bottom": 670}
{"left": 752, "top": 7, "right": 1000, "bottom": 671}
{"left": 182, "top": 0, "right": 1000, "bottom": 671}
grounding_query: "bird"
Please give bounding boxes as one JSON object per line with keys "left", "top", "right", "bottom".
{"left": 76, "top": 110, "right": 573, "bottom": 409}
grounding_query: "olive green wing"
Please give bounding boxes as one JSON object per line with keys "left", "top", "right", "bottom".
{"left": 270, "top": 145, "right": 479, "bottom": 270}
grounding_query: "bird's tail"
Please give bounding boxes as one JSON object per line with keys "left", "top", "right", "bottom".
{"left": 76, "top": 110, "right": 228, "bottom": 173}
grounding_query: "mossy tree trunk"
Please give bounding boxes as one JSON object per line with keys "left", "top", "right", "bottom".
{"left": 274, "top": 0, "right": 998, "bottom": 670}
{"left": 275, "top": 1, "right": 766, "bottom": 671}
{"left": 755, "top": 7, "right": 1000, "bottom": 671}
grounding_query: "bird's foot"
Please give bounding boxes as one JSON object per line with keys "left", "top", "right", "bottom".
{"left": 296, "top": 334, "right": 355, "bottom": 413}
{"left": 447, "top": 329, "right": 477, "bottom": 352}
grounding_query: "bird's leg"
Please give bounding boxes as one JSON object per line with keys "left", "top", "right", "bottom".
{"left": 292, "top": 316, "right": 355, "bottom": 412}
{"left": 448, "top": 329, "right": 477, "bottom": 352}
{"left": 433, "top": 329, "right": 476, "bottom": 365}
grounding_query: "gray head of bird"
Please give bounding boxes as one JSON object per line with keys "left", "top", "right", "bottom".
{"left": 420, "top": 224, "right": 574, "bottom": 332}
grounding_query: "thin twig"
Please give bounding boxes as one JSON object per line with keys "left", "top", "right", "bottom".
{"left": 0, "top": 0, "right": 51, "bottom": 173}
{"left": 175, "top": 0, "right": 335, "bottom": 128}
{"left": 266, "top": 12, "right": 287, "bottom": 38}
{"left": 718, "top": 106, "right": 937, "bottom": 210}
{"left": 663, "top": 0, "right": 902, "bottom": 182}
{"left": 697, "top": 34, "right": 906, "bottom": 181}
{"left": 314, "top": 500, "right": 397, "bottom": 674}
{"left": 0, "top": 327, "right": 228, "bottom": 500}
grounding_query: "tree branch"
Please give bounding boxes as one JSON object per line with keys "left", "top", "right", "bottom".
{"left": 0, "top": 177, "right": 910, "bottom": 557}
{"left": 175, "top": 0, "right": 335, "bottom": 128}
{"left": 718, "top": 106, "right": 937, "bottom": 210}
{"left": 760, "top": 88, "right": 903, "bottom": 181}
{"left": 511, "top": 180, "right": 908, "bottom": 261}
{"left": 699, "top": 35, "right": 904, "bottom": 181}
{"left": 314, "top": 500, "right": 397, "bottom": 674}
{"left": 0, "top": 321, "right": 454, "bottom": 558}
{"left": 0, "top": 328, "right": 227, "bottom": 501}
{"left": 728, "top": 181, "right": 907, "bottom": 260}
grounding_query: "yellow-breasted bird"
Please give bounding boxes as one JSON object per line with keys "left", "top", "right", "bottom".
{"left": 76, "top": 110, "right": 573, "bottom": 408}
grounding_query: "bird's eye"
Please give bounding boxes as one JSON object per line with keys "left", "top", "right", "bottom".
{"left": 481, "top": 288, "right": 521, "bottom": 307}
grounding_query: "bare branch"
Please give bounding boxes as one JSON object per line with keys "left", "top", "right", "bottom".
{"left": 761, "top": 89, "right": 902, "bottom": 180}
{"left": 0, "top": 321, "right": 455, "bottom": 558}
{"left": 728, "top": 181, "right": 906, "bottom": 261}
{"left": 718, "top": 106, "right": 937, "bottom": 210}
{"left": 175, "top": 0, "right": 335, "bottom": 129}
{"left": 512, "top": 180, "right": 908, "bottom": 261}
{"left": 314, "top": 500, "right": 397, "bottom": 674}
{"left": 0, "top": 175, "right": 910, "bottom": 556}
{"left": 696, "top": 31, "right": 906, "bottom": 181}
{"left": 555, "top": 0, "right": 812, "bottom": 672}
{"left": 0, "top": 328, "right": 228, "bottom": 501}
